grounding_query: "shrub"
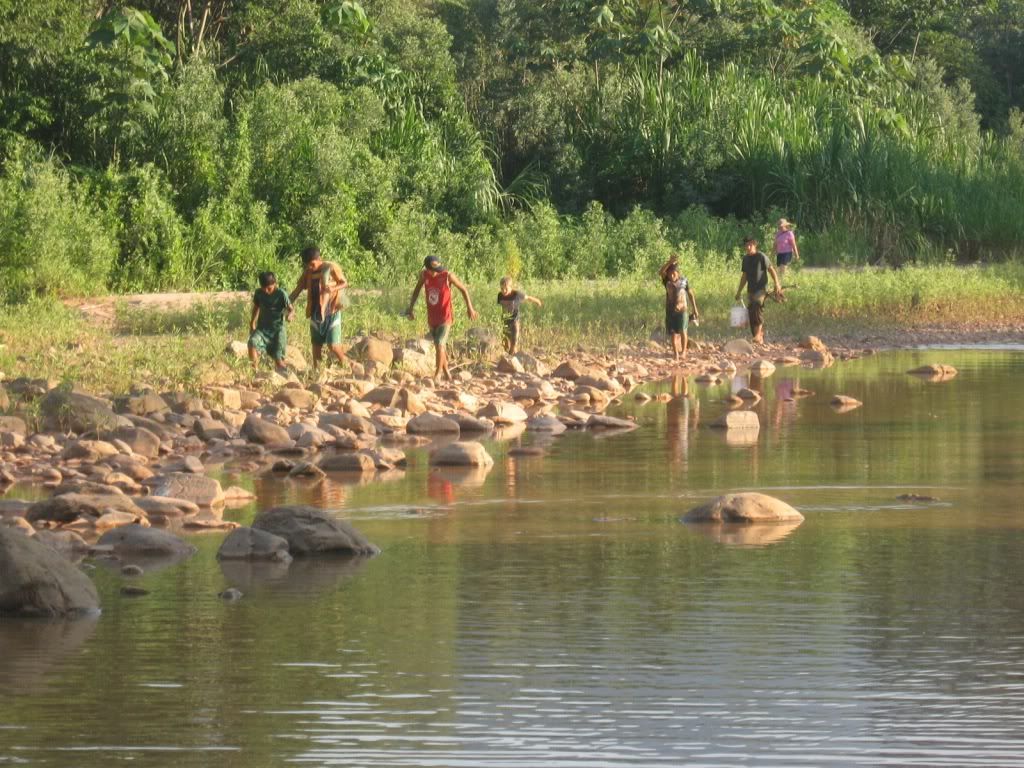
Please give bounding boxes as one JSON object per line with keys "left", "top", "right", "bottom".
{"left": 0, "top": 144, "right": 117, "bottom": 301}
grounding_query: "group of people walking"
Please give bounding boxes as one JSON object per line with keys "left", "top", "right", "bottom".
{"left": 247, "top": 219, "right": 798, "bottom": 378}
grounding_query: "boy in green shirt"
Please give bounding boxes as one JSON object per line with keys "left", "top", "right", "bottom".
{"left": 248, "top": 271, "right": 294, "bottom": 372}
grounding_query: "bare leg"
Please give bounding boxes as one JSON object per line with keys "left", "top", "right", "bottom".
{"left": 433, "top": 342, "right": 444, "bottom": 380}
{"left": 671, "top": 333, "right": 681, "bottom": 361}
{"left": 751, "top": 324, "right": 764, "bottom": 344}
{"left": 681, "top": 330, "right": 688, "bottom": 359}
{"left": 312, "top": 344, "right": 324, "bottom": 368}
{"left": 778, "top": 264, "right": 787, "bottom": 282}
{"left": 328, "top": 343, "right": 347, "bottom": 367}
{"left": 248, "top": 346, "right": 259, "bottom": 368}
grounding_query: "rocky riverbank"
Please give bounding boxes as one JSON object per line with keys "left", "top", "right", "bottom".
{"left": 0, "top": 329, "right": 885, "bottom": 615}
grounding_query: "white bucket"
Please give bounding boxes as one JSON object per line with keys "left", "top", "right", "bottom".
{"left": 729, "top": 304, "right": 748, "bottom": 328}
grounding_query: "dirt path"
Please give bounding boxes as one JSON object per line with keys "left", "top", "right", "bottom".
{"left": 63, "top": 292, "right": 250, "bottom": 326}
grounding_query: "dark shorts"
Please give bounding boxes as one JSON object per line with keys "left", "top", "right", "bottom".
{"left": 310, "top": 311, "right": 342, "bottom": 347}
{"left": 777, "top": 251, "right": 794, "bottom": 267}
{"left": 747, "top": 292, "right": 766, "bottom": 329}
{"left": 665, "top": 310, "right": 688, "bottom": 335}
{"left": 249, "top": 327, "right": 287, "bottom": 361}
{"left": 429, "top": 323, "right": 451, "bottom": 346}
{"left": 503, "top": 318, "right": 519, "bottom": 346}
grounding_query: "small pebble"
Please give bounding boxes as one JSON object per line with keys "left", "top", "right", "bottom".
{"left": 121, "top": 564, "right": 145, "bottom": 577}
{"left": 218, "top": 588, "right": 244, "bottom": 601}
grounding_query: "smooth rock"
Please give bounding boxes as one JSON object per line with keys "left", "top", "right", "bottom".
{"left": 710, "top": 411, "right": 761, "bottom": 431}
{"left": 217, "top": 527, "right": 293, "bottom": 562}
{"left": 149, "top": 473, "right": 225, "bottom": 507}
{"left": 0, "top": 528, "right": 99, "bottom": 616}
{"left": 40, "top": 389, "right": 130, "bottom": 434}
{"left": 429, "top": 441, "right": 494, "bottom": 468}
{"left": 26, "top": 493, "right": 145, "bottom": 524}
{"left": 723, "top": 339, "right": 755, "bottom": 356}
{"left": 241, "top": 414, "right": 291, "bottom": 445}
{"left": 526, "top": 416, "right": 567, "bottom": 434}
{"left": 682, "top": 492, "right": 804, "bottom": 523}
{"left": 586, "top": 414, "right": 636, "bottom": 429}
{"left": 318, "top": 452, "right": 376, "bottom": 473}
{"left": 252, "top": 505, "right": 379, "bottom": 556}
{"left": 407, "top": 412, "right": 460, "bottom": 434}
{"left": 478, "top": 402, "right": 528, "bottom": 424}
{"left": 97, "top": 524, "right": 196, "bottom": 558}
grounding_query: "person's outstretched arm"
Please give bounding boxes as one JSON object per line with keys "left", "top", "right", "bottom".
{"left": 525, "top": 295, "right": 543, "bottom": 307}
{"left": 330, "top": 263, "right": 348, "bottom": 291}
{"left": 686, "top": 286, "right": 698, "bottom": 317}
{"left": 793, "top": 234, "right": 800, "bottom": 261}
{"left": 449, "top": 273, "right": 478, "bottom": 320}
{"left": 406, "top": 273, "right": 425, "bottom": 318}
{"left": 249, "top": 299, "right": 260, "bottom": 332}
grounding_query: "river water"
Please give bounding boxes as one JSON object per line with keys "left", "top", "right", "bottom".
{"left": 2, "top": 349, "right": 1023, "bottom": 767}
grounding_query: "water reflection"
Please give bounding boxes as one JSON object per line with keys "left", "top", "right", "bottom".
{"left": 683, "top": 519, "right": 803, "bottom": 547}
{"left": 0, "top": 616, "right": 98, "bottom": 694}
{"left": 219, "top": 556, "right": 372, "bottom": 597}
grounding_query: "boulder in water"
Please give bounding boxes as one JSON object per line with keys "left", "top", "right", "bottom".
{"left": 682, "top": 493, "right": 804, "bottom": 524}
{"left": 0, "top": 528, "right": 99, "bottom": 617}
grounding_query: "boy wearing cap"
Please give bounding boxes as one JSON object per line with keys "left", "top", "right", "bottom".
{"left": 289, "top": 245, "right": 349, "bottom": 370}
{"left": 406, "top": 256, "right": 478, "bottom": 381}
{"left": 735, "top": 237, "right": 783, "bottom": 345}
{"left": 774, "top": 218, "right": 800, "bottom": 281}
{"left": 657, "top": 255, "right": 699, "bottom": 361}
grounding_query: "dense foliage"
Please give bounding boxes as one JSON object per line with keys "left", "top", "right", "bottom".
{"left": 1, "top": 0, "right": 1023, "bottom": 300}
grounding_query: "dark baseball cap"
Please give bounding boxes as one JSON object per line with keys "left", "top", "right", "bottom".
{"left": 424, "top": 255, "right": 443, "bottom": 271}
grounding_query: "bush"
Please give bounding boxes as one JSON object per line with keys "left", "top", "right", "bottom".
{"left": 0, "top": 144, "right": 117, "bottom": 301}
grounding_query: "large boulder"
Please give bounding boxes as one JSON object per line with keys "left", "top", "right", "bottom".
{"left": 393, "top": 348, "right": 434, "bottom": 377}
{"left": 241, "top": 414, "right": 291, "bottom": 445}
{"left": 216, "top": 527, "right": 293, "bottom": 563}
{"left": 26, "top": 493, "right": 146, "bottom": 524}
{"left": 119, "top": 391, "right": 170, "bottom": 416}
{"left": 318, "top": 452, "right": 376, "bottom": 473}
{"left": 96, "top": 524, "right": 196, "bottom": 558}
{"left": 478, "top": 402, "right": 528, "bottom": 424}
{"left": 551, "top": 361, "right": 590, "bottom": 380}
{"left": 682, "top": 493, "right": 804, "bottom": 524}
{"left": 61, "top": 439, "right": 120, "bottom": 461}
{"left": 710, "top": 411, "right": 760, "bottom": 431}
{"left": 274, "top": 388, "right": 317, "bottom": 410}
{"left": 429, "top": 441, "right": 494, "bottom": 468}
{"left": 0, "top": 415, "right": 27, "bottom": 435}
{"left": 149, "top": 473, "right": 225, "bottom": 507}
{"left": 318, "top": 412, "right": 377, "bottom": 435}
{"left": 112, "top": 426, "right": 162, "bottom": 458}
{"left": 407, "top": 412, "right": 460, "bottom": 434}
{"left": 0, "top": 528, "right": 99, "bottom": 617}
{"left": 40, "top": 389, "right": 131, "bottom": 434}
{"left": 349, "top": 337, "right": 394, "bottom": 368}
{"left": 252, "top": 505, "right": 379, "bottom": 556}
{"left": 723, "top": 339, "right": 755, "bottom": 356}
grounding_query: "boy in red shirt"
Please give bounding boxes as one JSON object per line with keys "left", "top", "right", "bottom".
{"left": 405, "top": 256, "right": 478, "bottom": 381}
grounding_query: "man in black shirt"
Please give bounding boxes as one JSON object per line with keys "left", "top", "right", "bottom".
{"left": 735, "top": 236, "right": 783, "bottom": 344}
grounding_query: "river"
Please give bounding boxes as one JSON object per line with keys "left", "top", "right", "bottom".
{"left": 2, "top": 348, "right": 1023, "bottom": 767}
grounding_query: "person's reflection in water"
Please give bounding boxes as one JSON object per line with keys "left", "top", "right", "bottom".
{"left": 667, "top": 375, "right": 696, "bottom": 468}
{"left": 773, "top": 377, "right": 799, "bottom": 433}
{"left": 428, "top": 472, "right": 455, "bottom": 505}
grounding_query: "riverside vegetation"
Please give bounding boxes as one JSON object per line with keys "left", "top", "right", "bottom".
{"left": 2, "top": 0, "right": 1024, "bottom": 306}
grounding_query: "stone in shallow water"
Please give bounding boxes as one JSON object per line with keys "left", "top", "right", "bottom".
{"left": 682, "top": 493, "right": 804, "bottom": 524}
{"left": 0, "top": 527, "right": 99, "bottom": 617}
{"left": 252, "top": 506, "right": 379, "bottom": 557}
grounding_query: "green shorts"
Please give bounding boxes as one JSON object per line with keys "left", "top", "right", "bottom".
{"left": 429, "top": 323, "right": 451, "bottom": 346}
{"left": 310, "top": 311, "right": 342, "bottom": 347}
{"left": 665, "top": 310, "right": 688, "bottom": 335}
{"left": 249, "top": 327, "right": 288, "bottom": 361}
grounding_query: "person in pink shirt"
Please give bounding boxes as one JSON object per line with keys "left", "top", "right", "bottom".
{"left": 774, "top": 218, "right": 800, "bottom": 280}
